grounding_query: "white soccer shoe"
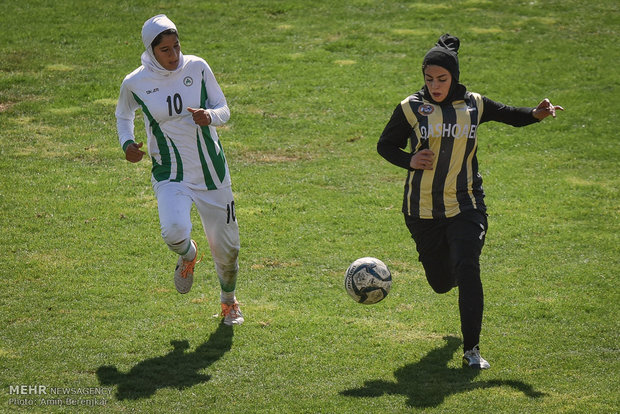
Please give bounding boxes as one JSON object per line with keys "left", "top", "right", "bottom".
{"left": 463, "top": 345, "right": 491, "bottom": 369}
{"left": 221, "top": 302, "right": 244, "bottom": 326}
{"left": 174, "top": 240, "right": 198, "bottom": 294}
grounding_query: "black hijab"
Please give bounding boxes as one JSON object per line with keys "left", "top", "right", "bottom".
{"left": 421, "top": 34, "right": 466, "bottom": 105}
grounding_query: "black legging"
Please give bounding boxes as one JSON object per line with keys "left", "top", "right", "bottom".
{"left": 405, "top": 209, "right": 488, "bottom": 351}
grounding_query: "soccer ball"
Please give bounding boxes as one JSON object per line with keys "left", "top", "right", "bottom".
{"left": 344, "top": 257, "right": 392, "bottom": 304}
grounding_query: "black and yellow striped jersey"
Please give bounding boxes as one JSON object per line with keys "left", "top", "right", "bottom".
{"left": 378, "top": 90, "right": 539, "bottom": 219}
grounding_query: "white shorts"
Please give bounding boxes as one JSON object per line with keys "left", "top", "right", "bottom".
{"left": 154, "top": 181, "right": 240, "bottom": 268}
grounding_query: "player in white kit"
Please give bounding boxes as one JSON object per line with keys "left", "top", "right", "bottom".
{"left": 115, "top": 14, "right": 243, "bottom": 325}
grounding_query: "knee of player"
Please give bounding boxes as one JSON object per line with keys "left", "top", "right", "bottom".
{"left": 160, "top": 222, "right": 191, "bottom": 245}
{"left": 426, "top": 276, "right": 455, "bottom": 293}
{"left": 430, "top": 284, "right": 453, "bottom": 294}
{"left": 424, "top": 267, "right": 456, "bottom": 293}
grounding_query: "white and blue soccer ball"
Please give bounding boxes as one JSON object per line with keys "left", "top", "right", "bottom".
{"left": 344, "top": 257, "right": 392, "bottom": 304}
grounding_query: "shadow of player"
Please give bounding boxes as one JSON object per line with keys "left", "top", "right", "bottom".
{"left": 341, "top": 336, "right": 545, "bottom": 408}
{"left": 96, "top": 321, "right": 233, "bottom": 400}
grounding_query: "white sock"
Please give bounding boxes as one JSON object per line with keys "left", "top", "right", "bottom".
{"left": 220, "top": 291, "right": 236, "bottom": 304}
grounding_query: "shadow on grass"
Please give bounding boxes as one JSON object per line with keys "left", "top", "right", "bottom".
{"left": 341, "top": 336, "right": 545, "bottom": 408}
{"left": 96, "top": 321, "right": 232, "bottom": 400}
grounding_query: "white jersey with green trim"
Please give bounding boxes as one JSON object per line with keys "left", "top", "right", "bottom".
{"left": 116, "top": 54, "right": 231, "bottom": 190}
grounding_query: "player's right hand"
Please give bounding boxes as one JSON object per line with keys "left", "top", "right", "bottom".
{"left": 410, "top": 149, "right": 435, "bottom": 170}
{"left": 125, "top": 142, "right": 145, "bottom": 163}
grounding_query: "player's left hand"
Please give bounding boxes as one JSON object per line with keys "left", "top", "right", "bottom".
{"left": 533, "top": 98, "right": 564, "bottom": 120}
{"left": 187, "top": 107, "right": 212, "bottom": 126}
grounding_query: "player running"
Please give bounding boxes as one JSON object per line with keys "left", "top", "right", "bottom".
{"left": 377, "top": 34, "right": 563, "bottom": 368}
{"left": 115, "top": 14, "right": 243, "bottom": 326}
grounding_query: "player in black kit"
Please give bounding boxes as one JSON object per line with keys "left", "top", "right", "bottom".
{"left": 377, "top": 34, "right": 563, "bottom": 369}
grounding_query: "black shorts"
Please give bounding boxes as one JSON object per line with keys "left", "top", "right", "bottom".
{"left": 404, "top": 209, "right": 488, "bottom": 293}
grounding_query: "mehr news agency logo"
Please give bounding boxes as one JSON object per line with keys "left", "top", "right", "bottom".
{"left": 7, "top": 384, "right": 112, "bottom": 407}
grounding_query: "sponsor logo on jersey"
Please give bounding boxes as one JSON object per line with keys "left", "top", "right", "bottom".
{"left": 418, "top": 104, "right": 434, "bottom": 116}
{"left": 145, "top": 88, "right": 159, "bottom": 95}
{"left": 183, "top": 76, "right": 193, "bottom": 87}
{"left": 420, "top": 123, "right": 478, "bottom": 140}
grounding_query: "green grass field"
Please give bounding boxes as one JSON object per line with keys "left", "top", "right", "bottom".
{"left": 1, "top": 0, "right": 618, "bottom": 412}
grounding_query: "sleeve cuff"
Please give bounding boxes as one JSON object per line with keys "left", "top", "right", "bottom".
{"left": 122, "top": 140, "right": 136, "bottom": 153}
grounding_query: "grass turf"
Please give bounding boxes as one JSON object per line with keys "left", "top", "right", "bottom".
{"left": 1, "top": 0, "right": 618, "bottom": 412}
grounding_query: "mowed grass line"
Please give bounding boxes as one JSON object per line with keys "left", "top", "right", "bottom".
{"left": 1, "top": 0, "right": 618, "bottom": 412}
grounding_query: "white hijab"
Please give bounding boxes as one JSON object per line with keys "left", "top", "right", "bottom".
{"left": 140, "top": 14, "right": 184, "bottom": 76}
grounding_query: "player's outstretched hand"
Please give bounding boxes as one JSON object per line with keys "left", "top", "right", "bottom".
{"left": 187, "top": 107, "right": 212, "bottom": 126}
{"left": 125, "top": 142, "right": 145, "bottom": 163}
{"left": 533, "top": 98, "right": 564, "bottom": 120}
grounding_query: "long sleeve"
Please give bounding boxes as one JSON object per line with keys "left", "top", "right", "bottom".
{"left": 116, "top": 118, "right": 135, "bottom": 152}
{"left": 377, "top": 104, "right": 415, "bottom": 170}
{"left": 203, "top": 63, "right": 230, "bottom": 126}
{"left": 115, "top": 78, "right": 140, "bottom": 151}
{"left": 480, "top": 97, "right": 539, "bottom": 126}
